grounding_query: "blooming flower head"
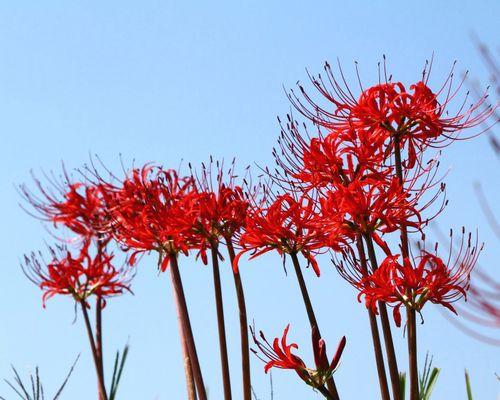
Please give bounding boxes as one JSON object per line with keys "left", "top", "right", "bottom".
{"left": 23, "top": 240, "right": 132, "bottom": 308}
{"left": 234, "top": 193, "right": 330, "bottom": 276}
{"left": 189, "top": 159, "right": 251, "bottom": 264}
{"left": 103, "top": 165, "right": 199, "bottom": 270}
{"left": 251, "top": 324, "right": 346, "bottom": 389}
{"left": 318, "top": 176, "right": 422, "bottom": 237}
{"left": 357, "top": 230, "right": 482, "bottom": 326}
{"left": 287, "top": 61, "right": 493, "bottom": 169}
{"left": 20, "top": 171, "right": 110, "bottom": 242}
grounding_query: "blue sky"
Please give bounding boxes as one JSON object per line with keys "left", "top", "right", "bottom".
{"left": 0, "top": 1, "right": 498, "bottom": 399}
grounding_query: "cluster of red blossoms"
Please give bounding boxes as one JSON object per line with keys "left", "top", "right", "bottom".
{"left": 358, "top": 230, "right": 481, "bottom": 327}
{"left": 277, "top": 63, "right": 489, "bottom": 320}
{"left": 19, "top": 60, "right": 495, "bottom": 400}
{"left": 24, "top": 240, "right": 130, "bottom": 307}
{"left": 20, "top": 171, "right": 130, "bottom": 307}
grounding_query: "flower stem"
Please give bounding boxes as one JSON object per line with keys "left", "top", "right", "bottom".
{"left": 355, "top": 237, "right": 391, "bottom": 400}
{"left": 317, "top": 385, "right": 336, "bottom": 400}
{"left": 210, "top": 243, "right": 232, "bottom": 400}
{"left": 226, "top": 239, "right": 251, "bottom": 400}
{"left": 393, "top": 136, "right": 418, "bottom": 400}
{"left": 407, "top": 307, "right": 418, "bottom": 400}
{"left": 289, "top": 252, "right": 340, "bottom": 400}
{"left": 79, "top": 300, "right": 108, "bottom": 400}
{"left": 95, "top": 297, "right": 106, "bottom": 400}
{"left": 172, "top": 271, "right": 197, "bottom": 400}
{"left": 364, "top": 234, "right": 401, "bottom": 400}
{"left": 169, "top": 254, "right": 207, "bottom": 400}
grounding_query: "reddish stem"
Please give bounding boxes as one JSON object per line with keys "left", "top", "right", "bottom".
{"left": 393, "top": 137, "right": 418, "bottom": 400}
{"left": 364, "top": 234, "right": 401, "bottom": 400}
{"left": 226, "top": 240, "right": 252, "bottom": 400}
{"left": 356, "top": 237, "right": 391, "bottom": 400}
{"left": 289, "top": 252, "right": 340, "bottom": 400}
{"left": 169, "top": 254, "right": 207, "bottom": 400}
{"left": 95, "top": 297, "right": 105, "bottom": 400}
{"left": 210, "top": 243, "right": 232, "bottom": 400}
{"left": 80, "top": 300, "right": 108, "bottom": 400}
{"left": 171, "top": 270, "right": 197, "bottom": 400}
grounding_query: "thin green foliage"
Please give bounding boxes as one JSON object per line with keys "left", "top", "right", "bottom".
{"left": 419, "top": 354, "right": 440, "bottom": 400}
{"left": 0, "top": 355, "right": 79, "bottom": 400}
{"left": 399, "top": 354, "right": 440, "bottom": 400}
{"left": 399, "top": 372, "right": 407, "bottom": 400}
{"left": 465, "top": 370, "right": 473, "bottom": 400}
{"left": 109, "top": 343, "right": 129, "bottom": 400}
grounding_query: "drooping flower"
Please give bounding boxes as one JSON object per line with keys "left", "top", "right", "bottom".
{"left": 357, "top": 230, "right": 482, "bottom": 326}
{"left": 23, "top": 240, "right": 132, "bottom": 307}
{"left": 251, "top": 324, "right": 346, "bottom": 389}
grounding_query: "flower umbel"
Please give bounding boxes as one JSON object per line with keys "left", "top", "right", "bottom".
{"left": 23, "top": 240, "right": 132, "bottom": 307}
{"left": 235, "top": 194, "right": 329, "bottom": 276}
{"left": 358, "top": 230, "right": 482, "bottom": 326}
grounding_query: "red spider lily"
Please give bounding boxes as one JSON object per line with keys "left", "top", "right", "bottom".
{"left": 274, "top": 115, "right": 447, "bottom": 226}
{"left": 190, "top": 187, "right": 249, "bottom": 264}
{"left": 102, "top": 166, "right": 200, "bottom": 270}
{"left": 318, "top": 177, "right": 422, "bottom": 237}
{"left": 234, "top": 194, "right": 332, "bottom": 276}
{"left": 273, "top": 116, "right": 388, "bottom": 192}
{"left": 188, "top": 159, "right": 251, "bottom": 264}
{"left": 357, "top": 231, "right": 482, "bottom": 326}
{"left": 251, "top": 324, "right": 346, "bottom": 389}
{"left": 288, "top": 61, "right": 494, "bottom": 168}
{"left": 23, "top": 240, "right": 132, "bottom": 307}
{"left": 20, "top": 172, "right": 110, "bottom": 242}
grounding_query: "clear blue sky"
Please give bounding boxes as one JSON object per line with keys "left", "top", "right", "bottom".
{"left": 0, "top": 1, "right": 498, "bottom": 399}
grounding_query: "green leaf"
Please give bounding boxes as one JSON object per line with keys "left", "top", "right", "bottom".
{"left": 421, "top": 368, "right": 440, "bottom": 400}
{"left": 418, "top": 353, "right": 440, "bottom": 400}
{"left": 109, "top": 343, "right": 130, "bottom": 400}
{"left": 465, "top": 370, "right": 473, "bottom": 400}
{"left": 399, "top": 372, "right": 407, "bottom": 400}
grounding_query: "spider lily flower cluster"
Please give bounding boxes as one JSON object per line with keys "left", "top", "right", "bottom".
{"left": 18, "top": 59, "right": 495, "bottom": 400}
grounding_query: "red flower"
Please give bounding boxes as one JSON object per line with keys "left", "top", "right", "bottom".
{"left": 20, "top": 173, "right": 110, "bottom": 242}
{"left": 288, "top": 62, "right": 493, "bottom": 168}
{"left": 251, "top": 324, "right": 346, "bottom": 389}
{"left": 319, "top": 176, "right": 421, "bottom": 236}
{"left": 102, "top": 166, "right": 200, "bottom": 270}
{"left": 187, "top": 160, "right": 251, "bottom": 263}
{"left": 358, "top": 231, "right": 481, "bottom": 326}
{"left": 23, "top": 240, "right": 132, "bottom": 307}
{"left": 234, "top": 194, "right": 329, "bottom": 276}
